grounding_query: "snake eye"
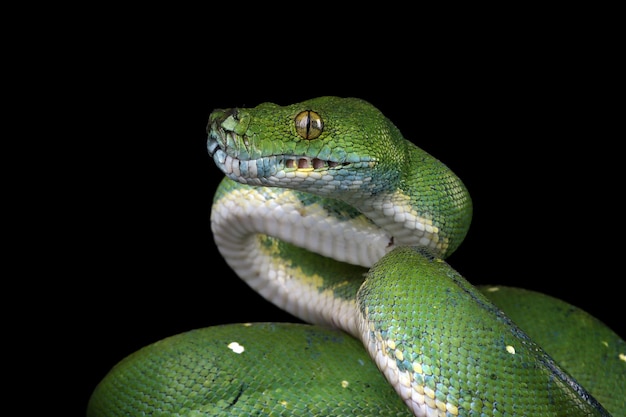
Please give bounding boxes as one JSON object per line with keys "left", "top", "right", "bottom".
{"left": 295, "top": 110, "right": 323, "bottom": 140}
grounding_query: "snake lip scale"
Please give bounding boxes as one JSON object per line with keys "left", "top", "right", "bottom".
{"left": 208, "top": 128, "right": 358, "bottom": 181}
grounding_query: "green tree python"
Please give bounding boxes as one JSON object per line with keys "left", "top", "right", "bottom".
{"left": 87, "top": 96, "right": 625, "bottom": 416}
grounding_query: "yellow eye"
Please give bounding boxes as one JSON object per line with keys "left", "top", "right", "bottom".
{"left": 294, "top": 110, "right": 323, "bottom": 140}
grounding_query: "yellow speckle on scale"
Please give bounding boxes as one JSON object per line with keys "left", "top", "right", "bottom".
{"left": 447, "top": 403, "right": 459, "bottom": 415}
{"left": 280, "top": 400, "right": 288, "bottom": 407}
{"left": 436, "top": 399, "right": 447, "bottom": 412}
{"left": 341, "top": 380, "right": 349, "bottom": 388}
{"left": 394, "top": 349, "right": 404, "bottom": 361}
{"left": 296, "top": 167, "right": 314, "bottom": 173}
{"left": 424, "top": 386, "right": 435, "bottom": 400}
{"left": 413, "top": 362, "right": 423, "bottom": 374}
{"left": 506, "top": 345, "right": 516, "bottom": 354}
{"left": 619, "top": 353, "right": 626, "bottom": 362}
{"left": 227, "top": 342, "right": 245, "bottom": 354}
{"left": 387, "top": 340, "right": 396, "bottom": 350}
{"left": 487, "top": 287, "right": 499, "bottom": 292}
{"left": 601, "top": 340, "right": 608, "bottom": 348}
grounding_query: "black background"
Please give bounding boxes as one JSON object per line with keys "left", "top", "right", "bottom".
{"left": 72, "top": 34, "right": 624, "bottom": 415}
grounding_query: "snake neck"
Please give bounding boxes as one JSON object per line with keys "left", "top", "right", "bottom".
{"left": 211, "top": 179, "right": 391, "bottom": 336}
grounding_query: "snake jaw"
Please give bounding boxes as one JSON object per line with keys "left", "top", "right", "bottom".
{"left": 208, "top": 132, "right": 360, "bottom": 184}
{"left": 211, "top": 149, "right": 357, "bottom": 185}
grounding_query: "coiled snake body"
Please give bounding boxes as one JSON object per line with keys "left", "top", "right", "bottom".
{"left": 88, "top": 97, "right": 625, "bottom": 416}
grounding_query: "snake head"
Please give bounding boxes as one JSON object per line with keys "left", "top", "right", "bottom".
{"left": 206, "top": 97, "right": 408, "bottom": 195}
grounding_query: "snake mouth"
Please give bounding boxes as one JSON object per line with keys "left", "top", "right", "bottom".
{"left": 207, "top": 134, "right": 355, "bottom": 181}
{"left": 284, "top": 156, "right": 343, "bottom": 171}
{"left": 211, "top": 147, "right": 349, "bottom": 180}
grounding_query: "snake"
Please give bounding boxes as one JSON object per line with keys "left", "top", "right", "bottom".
{"left": 87, "top": 96, "right": 625, "bottom": 416}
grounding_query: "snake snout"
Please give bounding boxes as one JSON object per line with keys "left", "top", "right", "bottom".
{"left": 206, "top": 108, "right": 236, "bottom": 158}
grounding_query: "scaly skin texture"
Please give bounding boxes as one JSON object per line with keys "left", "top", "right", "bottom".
{"left": 87, "top": 97, "right": 625, "bottom": 416}
{"left": 87, "top": 323, "right": 412, "bottom": 416}
{"left": 478, "top": 285, "right": 626, "bottom": 415}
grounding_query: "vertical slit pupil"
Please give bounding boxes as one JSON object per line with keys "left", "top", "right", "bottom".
{"left": 305, "top": 111, "right": 312, "bottom": 138}
{"left": 296, "top": 110, "right": 322, "bottom": 140}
